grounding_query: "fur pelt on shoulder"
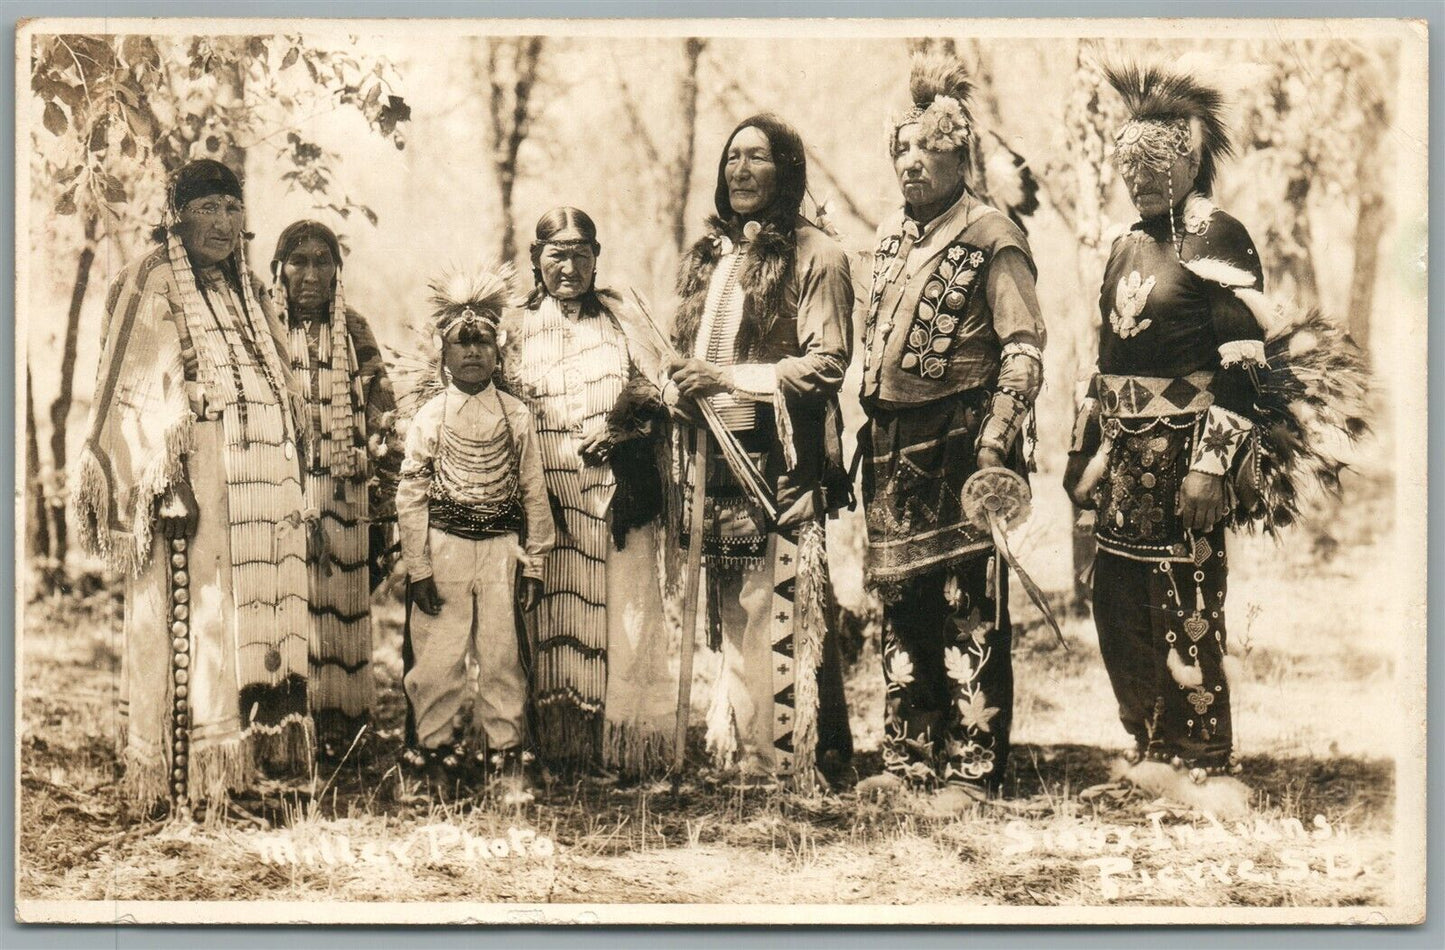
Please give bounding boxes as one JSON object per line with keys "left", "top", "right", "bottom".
{"left": 672, "top": 215, "right": 796, "bottom": 360}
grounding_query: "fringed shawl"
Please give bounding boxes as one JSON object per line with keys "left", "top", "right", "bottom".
{"left": 75, "top": 234, "right": 313, "bottom": 745}
{"left": 74, "top": 245, "right": 196, "bottom": 574}
{"left": 75, "top": 240, "right": 307, "bottom": 575}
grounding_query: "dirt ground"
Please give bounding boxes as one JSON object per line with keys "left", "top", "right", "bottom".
{"left": 16, "top": 462, "right": 1407, "bottom": 913}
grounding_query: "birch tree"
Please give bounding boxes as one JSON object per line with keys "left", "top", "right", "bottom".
{"left": 29, "top": 32, "right": 409, "bottom": 591}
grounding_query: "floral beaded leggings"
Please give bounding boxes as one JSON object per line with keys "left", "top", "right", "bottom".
{"left": 881, "top": 553, "right": 1013, "bottom": 791}
{"left": 1092, "top": 526, "right": 1235, "bottom": 773}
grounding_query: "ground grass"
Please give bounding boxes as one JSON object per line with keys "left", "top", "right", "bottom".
{"left": 17, "top": 460, "right": 1407, "bottom": 912}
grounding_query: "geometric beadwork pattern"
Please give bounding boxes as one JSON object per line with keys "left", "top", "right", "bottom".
{"left": 1097, "top": 371, "right": 1215, "bottom": 418}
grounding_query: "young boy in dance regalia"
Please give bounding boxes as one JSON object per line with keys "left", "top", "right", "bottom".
{"left": 394, "top": 269, "right": 555, "bottom": 799}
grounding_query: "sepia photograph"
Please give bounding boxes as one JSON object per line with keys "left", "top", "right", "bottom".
{"left": 12, "top": 14, "right": 1429, "bottom": 926}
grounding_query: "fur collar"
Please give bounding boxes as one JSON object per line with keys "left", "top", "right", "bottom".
{"left": 673, "top": 215, "right": 796, "bottom": 359}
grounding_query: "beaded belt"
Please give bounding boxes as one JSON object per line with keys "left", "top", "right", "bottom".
{"left": 428, "top": 495, "right": 523, "bottom": 540}
{"left": 1096, "top": 371, "right": 1215, "bottom": 418}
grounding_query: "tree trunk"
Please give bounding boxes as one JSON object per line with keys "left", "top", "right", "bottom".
{"left": 1345, "top": 51, "right": 1398, "bottom": 361}
{"left": 26, "top": 365, "right": 52, "bottom": 590}
{"left": 1347, "top": 131, "right": 1387, "bottom": 359}
{"left": 1280, "top": 174, "right": 1320, "bottom": 310}
{"left": 1062, "top": 45, "right": 1113, "bottom": 609}
{"left": 497, "top": 166, "right": 517, "bottom": 265}
{"left": 46, "top": 212, "right": 98, "bottom": 585}
{"left": 485, "top": 37, "right": 544, "bottom": 267}
{"left": 668, "top": 38, "right": 704, "bottom": 257}
{"left": 965, "top": 38, "right": 1004, "bottom": 129}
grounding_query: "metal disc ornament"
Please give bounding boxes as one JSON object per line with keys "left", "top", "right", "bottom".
{"left": 961, "top": 466, "right": 1066, "bottom": 650}
{"left": 961, "top": 466, "right": 1032, "bottom": 533}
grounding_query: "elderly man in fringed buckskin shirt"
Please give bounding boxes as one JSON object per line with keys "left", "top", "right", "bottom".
{"left": 663, "top": 112, "right": 855, "bottom": 786}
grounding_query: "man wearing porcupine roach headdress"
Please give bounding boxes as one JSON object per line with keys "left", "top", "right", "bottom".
{"left": 393, "top": 265, "right": 555, "bottom": 802}
{"left": 1065, "top": 60, "right": 1369, "bottom": 817}
{"left": 857, "top": 53, "right": 1050, "bottom": 813}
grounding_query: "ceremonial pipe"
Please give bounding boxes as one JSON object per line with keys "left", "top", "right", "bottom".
{"left": 626, "top": 290, "right": 778, "bottom": 523}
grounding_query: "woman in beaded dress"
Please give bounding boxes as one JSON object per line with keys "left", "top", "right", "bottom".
{"left": 73, "top": 159, "right": 312, "bottom": 815}
{"left": 271, "top": 220, "right": 402, "bottom": 761}
{"left": 501, "top": 207, "right": 678, "bottom": 777}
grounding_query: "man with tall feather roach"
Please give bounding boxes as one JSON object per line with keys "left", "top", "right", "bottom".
{"left": 857, "top": 54, "right": 1048, "bottom": 812}
{"left": 1065, "top": 61, "right": 1369, "bottom": 816}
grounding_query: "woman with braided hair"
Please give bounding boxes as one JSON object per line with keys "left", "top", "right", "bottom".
{"left": 271, "top": 219, "right": 403, "bottom": 762}
{"left": 500, "top": 207, "right": 678, "bottom": 779}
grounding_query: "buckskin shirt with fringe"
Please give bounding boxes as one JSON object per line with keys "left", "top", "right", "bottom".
{"left": 73, "top": 235, "right": 311, "bottom": 810}
{"left": 672, "top": 217, "right": 855, "bottom": 783}
{"left": 503, "top": 294, "right": 678, "bottom": 774}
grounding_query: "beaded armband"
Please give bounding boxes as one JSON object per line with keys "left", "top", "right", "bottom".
{"left": 979, "top": 340, "right": 1043, "bottom": 456}
{"left": 1218, "top": 339, "right": 1267, "bottom": 369}
{"left": 1189, "top": 404, "right": 1254, "bottom": 477}
{"left": 729, "top": 364, "right": 778, "bottom": 400}
{"left": 999, "top": 340, "right": 1045, "bottom": 400}
{"left": 978, "top": 388, "right": 1029, "bottom": 455}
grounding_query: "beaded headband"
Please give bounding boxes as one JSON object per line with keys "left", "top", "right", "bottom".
{"left": 438, "top": 307, "right": 500, "bottom": 342}
{"left": 1111, "top": 116, "right": 1196, "bottom": 177}
{"left": 533, "top": 237, "right": 596, "bottom": 252}
{"left": 891, "top": 95, "right": 972, "bottom": 154}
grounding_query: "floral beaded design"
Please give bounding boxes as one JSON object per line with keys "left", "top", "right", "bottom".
{"left": 898, "top": 241, "right": 989, "bottom": 380}
{"left": 881, "top": 561, "right": 1007, "bottom": 791}
{"left": 1096, "top": 420, "right": 1197, "bottom": 559}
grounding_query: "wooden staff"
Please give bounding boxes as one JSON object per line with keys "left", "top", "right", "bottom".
{"left": 672, "top": 430, "right": 709, "bottom": 791}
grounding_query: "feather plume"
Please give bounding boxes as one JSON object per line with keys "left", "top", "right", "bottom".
{"left": 1103, "top": 59, "right": 1233, "bottom": 196}
{"left": 909, "top": 51, "right": 975, "bottom": 112}
{"left": 1220, "top": 653, "right": 1244, "bottom": 689}
{"left": 978, "top": 130, "right": 1041, "bottom": 233}
{"left": 387, "top": 341, "right": 445, "bottom": 423}
{"left": 1229, "top": 303, "right": 1371, "bottom": 536}
{"left": 1167, "top": 647, "right": 1204, "bottom": 688}
{"left": 427, "top": 262, "right": 516, "bottom": 321}
{"left": 1183, "top": 256, "right": 1258, "bottom": 289}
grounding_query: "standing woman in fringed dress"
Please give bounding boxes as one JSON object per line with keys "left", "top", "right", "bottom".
{"left": 73, "top": 159, "right": 313, "bottom": 817}
{"left": 501, "top": 207, "right": 679, "bottom": 778}
{"left": 270, "top": 220, "right": 403, "bottom": 762}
